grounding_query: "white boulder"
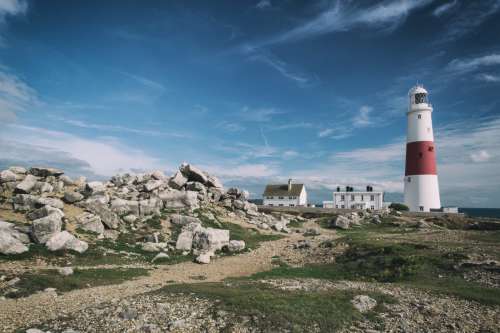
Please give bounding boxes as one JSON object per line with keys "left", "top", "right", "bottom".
{"left": 46, "top": 231, "right": 88, "bottom": 253}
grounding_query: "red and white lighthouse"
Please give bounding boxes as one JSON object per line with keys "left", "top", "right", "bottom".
{"left": 404, "top": 85, "right": 441, "bottom": 212}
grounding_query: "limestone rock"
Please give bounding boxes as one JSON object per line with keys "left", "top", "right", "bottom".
{"left": 36, "top": 197, "right": 64, "bottom": 209}
{"left": 195, "top": 251, "right": 212, "bottom": 264}
{"left": 206, "top": 175, "right": 223, "bottom": 189}
{"left": 12, "top": 194, "right": 39, "bottom": 211}
{"left": 169, "top": 214, "right": 201, "bottom": 226}
{"left": 46, "top": 231, "right": 88, "bottom": 253}
{"left": 331, "top": 215, "right": 351, "bottom": 229}
{"left": 139, "top": 197, "right": 162, "bottom": 216}
{"left": 36, "top": 182, "right": 53, "bottom": 193}
{"left": 0, "top": 169, "right": 17, "bottom": 183}
{"left": 168, "top": 171, "right": 188, "bottom": 189}
{"left": 304, "top": 228, "right": 321, "bottom": 236}
{"left": 179, "top": 163, "right": 208, "bottom": 184}
{"left": 175, "top": 231, "right": 194, "bottom": 251}
{"left": 27, "top": 205, "right": 64, "bottom": 221}
{"left": 32, "top": 214, "right": 63, "bottom": 244}
{"left": 227, "top": 240, "right": 245, "bottom": 252}
{"left": 143, "top": 179, "right": 163, "bottom": 192}
{"left": 75, "top": 212, "right": 104, "bottom": 234}
{"left": 159, "top": 190, "right": 199, "bottom": 210}
{"left": 58, "top": 267, "right": 74, "bottom": 276}
{"left": 29, "top": 167, "right": 64, "bottom": 177}
{"left": 84, "top": 181, "right": 106, "bottom": 196}
{"left": 192, "top": 228, "right": 229, "bottom": 252}
{"left": 0, "top": 229, "right": 29, "bottom": 254}
{"left": 8, "top": 166, "right": 27, "bottom": 174}
{"left": 152, "top": 252, "right": 169, "bottom": 263}
{"left": 122, "top": 214, "right": 137, "bottom": 223}
{"left": 88, "top": 204, "right": 120, "bottom": 229}
{"left": 151, "top": 170, "right": 165, "bottom": 180}
{"left": 351, "top": 295, "right": 377, "bottom": 313}
{"left": 64, "top": 191, "right": 84, "bottom": 203}
{"left": 59, "top": 175, "right": 74, "bottom": 186}
{"left": 15, "top": 174, "right": 38, "bottom": 193}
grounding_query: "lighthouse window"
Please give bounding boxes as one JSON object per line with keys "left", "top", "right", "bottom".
{"left": 428, "top": 146, "right": 434, "bottom": 152}
{"left": 415, "top": 93, "right": 427, "bottom": 104}
{"left": 407, "top": 177, "right": 411, "bottom": 183}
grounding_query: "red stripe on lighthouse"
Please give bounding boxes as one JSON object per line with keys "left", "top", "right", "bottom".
{"left": 405, "top": 141, "right": 437, "bottom": 176}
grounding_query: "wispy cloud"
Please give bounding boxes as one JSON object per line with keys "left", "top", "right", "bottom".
{"left": 446, "top": 53, "right": 500, "bottom": 74}
{"left": 476, "top": 73, "right": 500, "bottom": 83}
{"left": 216, "top": 120, "right": 245, "bottom": 132}
{"left": 264, "top": 0, "right": 434, "bottom": 45}
{"left": 240, "top": 106, "right": 284, "bottom": 122}
{"left": 0, "top": 0, "right": 28, "bottom": 45}
{"left": 432, "top": 0, "right": 457, "bottom": 17}
{"left": 436, "top": 0, "right": 500, "bottom": 42}
{"left": 0, "top": 66, "right": 38, "bottom": 122}
{"left": 255, "top": 0, "right": 272, "bottom": 10}
{"left": 352, "top": 105, "right": 373, "bottom": 127}
{"left": 117, "top": 70, "right": 166, "bottom": 91}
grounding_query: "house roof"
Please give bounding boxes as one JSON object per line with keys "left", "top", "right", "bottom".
{"left": 263, "top": 183, "right": 304, "bottom": 196}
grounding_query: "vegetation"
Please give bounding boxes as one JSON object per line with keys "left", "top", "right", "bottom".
{"left": 389, "top": 203, "right": 409, "bottom": 211}
{"left": 158, "top": 282, "right": 393, "bottom": 332}
{"left": 3, "top": 268, "right": 149, "bottom": 299}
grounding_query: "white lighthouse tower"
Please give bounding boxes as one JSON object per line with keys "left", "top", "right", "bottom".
{"left": 404, "top": 85, "right": 441, "bottom": 212}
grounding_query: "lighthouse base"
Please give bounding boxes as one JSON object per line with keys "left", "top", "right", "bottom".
{"left": 404, "top": 175, "right": 441, "bottom": 212}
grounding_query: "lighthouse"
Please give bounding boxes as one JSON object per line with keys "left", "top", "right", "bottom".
{"left": 404, "top": 85, "right": 441, "bottom": 212}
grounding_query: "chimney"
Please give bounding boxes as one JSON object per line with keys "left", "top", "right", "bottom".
{"left": 288, "top": 178, "right": 292, "bottom": 192}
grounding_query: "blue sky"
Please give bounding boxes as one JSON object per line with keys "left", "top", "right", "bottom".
{"left": 1, "top": 0, "right": 500, "bottom": 207}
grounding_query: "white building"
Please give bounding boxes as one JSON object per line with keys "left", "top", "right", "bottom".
{"left": 263, "top": 179, "right": 307, "bottom": 207}
{"left": 327, "top": 186, "right": 384, "bottom": 210}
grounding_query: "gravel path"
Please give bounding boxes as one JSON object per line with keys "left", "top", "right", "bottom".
{"left": 0, "top": 233, "right": 303, "bottom": 332}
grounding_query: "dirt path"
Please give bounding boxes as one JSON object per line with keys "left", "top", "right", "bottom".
{"left": 0, "top": 233, "right": 303, "bottom": 332}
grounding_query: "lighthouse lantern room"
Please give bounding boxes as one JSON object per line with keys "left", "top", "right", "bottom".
{"left": 404, "top": 85, "right": 441, "bottom": 212}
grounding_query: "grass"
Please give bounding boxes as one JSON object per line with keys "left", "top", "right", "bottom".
{"left": 157, "top": 281, "right": 393, "bottom": 332}
{"left": 3, "top": 267, "right": 149, "bottom": 299}
{"left": 288, "top": 218, "right": 304, "bottom": 228}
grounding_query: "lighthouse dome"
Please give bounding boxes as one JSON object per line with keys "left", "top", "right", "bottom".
{"left": 408, "top": 84, "right": 430, "bottom": 109}
{"left": 408, "top": 85, "right": 428, "bottom": 96}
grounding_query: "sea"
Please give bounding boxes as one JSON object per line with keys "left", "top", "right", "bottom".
{"left": 459, "top": 208, "right": 500, "bottom": 219}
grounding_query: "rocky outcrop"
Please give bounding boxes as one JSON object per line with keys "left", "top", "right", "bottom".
{"left": 31, "top": 214, "right": 63, "bottom": 244}
{"left": 75, "top": 212, "right": 105, "bottom": 234}
{"left": 0, "top": 222, "right": 29, "bottom": 255}
{"left": 45, "top": 231, "right": 88, "bottom": 253}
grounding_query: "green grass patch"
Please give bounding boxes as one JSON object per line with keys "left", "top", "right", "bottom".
{"left": 4, "top": 267, "right": 149, "bottom": 299}
{"left": 158, "top": 282, "right": 391, "bottom": 332}
{"left": 223, "top": 221, "right": 283, "bottom": 250}
{"left": 288, "top": 219, "right": 304, "bottom": 228}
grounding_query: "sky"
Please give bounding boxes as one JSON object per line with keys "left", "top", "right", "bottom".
{"left": 0, "top": 0, "right": 500, "bottom": 207}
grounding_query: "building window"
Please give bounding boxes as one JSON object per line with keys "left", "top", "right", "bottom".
{"left": 278, "top": 204, "right": 284, "bottom": 207}
{"left": 407, "top": 177, "right": 411, "bottom": 183}
{"left": 341, "top": 195, "right": 345, "bottom": 201}
{"left": 417, "top": 114, "right": 422, "bottom": 119}
{"left": 351, "top": 205, "right": 355, "bottom": 209}
{"left": 278, "top": 196, "right": 284, "bottom": 199}
{"left": 371, "top": 205, "right": 375, "bottom": 210}
{"left": 361, "top": 195, "right": 364, "bottom": 201}
{"left": 419, "top": 206, "right": 424, "bottom": 211}
{"left": 289, "top": 204, "right": 295, "bottom": 207}
{"left": 370, "top": 195, "right": 374, "bottom": 201}
{"left": 289, "top": 196, "right": 294, "bottom": 199}
{"left": 341, "top": 205, "right": 345, "bottom": 209}
{"left": 269, "top": 204, "right": 273, "bottom": 207}
{"left": 351, "top": 195, "right": 355, "bottom": 201}
{"left": 266, "top": 196, "right": 273, "bottom": 199}
{"left": 336, "top": 205, "right": 339, "bottom": 209}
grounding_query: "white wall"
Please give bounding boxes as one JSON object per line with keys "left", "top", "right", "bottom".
{"left": 262, "top": 187, "right": 308, "bottom": 207}
{"left": 333, "top": 191, "right": 383, "bottom": 210}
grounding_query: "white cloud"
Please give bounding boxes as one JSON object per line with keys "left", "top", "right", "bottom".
{"left": 476, "top": 73, "right": 500, "bottom": 83}
{"left": 255, "top": 0, "right": 271, "bottom": 10}
{"left": 318, "top": 128, "right": 334, "bottom": 138}
{"left": 352, "top": 105, "right": 373, "bottom": 127}
{"left": 216, "top": 121, "right": 245, "bottom": 132}
{"left": 282, "top": 150, "right": 299, "bottom": 159}
{"left": 432, "top": 0, "right": 457, "bottom": 17}
{"left": 0, "top": 0, "right": 27, "bottom": 21}
{"left": 470, "top": 150, "right": 491, "bottom": 162}
{"left": 267, "top": 0, "right": 434, "bottom": 45}
{"left": 0, "top": 124, "right": 169, "bottom": 177}
{"left": 0, "top": 66, "right": 38, "bottom": 122}
{"left": 117, "top": 70, "right": 166, "bottom": 92}
{"left": 202, "top": 163, "right": 279, "bottom": 179}
{"left": 447, "top": 53, "right": 500, "bottom": 74}
{"left": 240, "top": 106, "right": 283, "bottom": 122}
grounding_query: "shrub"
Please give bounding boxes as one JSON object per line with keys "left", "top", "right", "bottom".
{"left": 389, "top": 203, "right": 409, "bottom": 211}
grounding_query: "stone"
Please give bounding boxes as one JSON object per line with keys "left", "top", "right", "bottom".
{"left": 304, "top": 228, "right": 321, "bottom": 236}
{"left": 175, "top": 231, "right": 194, "bottom": 251}
{"left": 26, "top": 329, "right": 45, "bottom": 333}
{"left": 75, "top": 212, "right": 105, "bottom": 234}
{"left": 233, "top": 200, "right": 245, "bottom": 210}
{"left": 152, "top": 252, "right": 169, "bottom": 263}
{"left": 88, "top": 204, "right": 120, "bottom": 229}
{"left": 206, "top": 175, "right": 223, "bottom": 189}
{"left": 15, "top": 174, "right": 38, "bottom": 193}
{"left": 27, "top": 205, "right": 64, "bottom": 221}
{"left": 84, "top": 194, "right": 110, "bottom": 207}
{"left": 168, "top": 171, "right": 188, "bottom": 189}
{"left": 84, "top": 181, "right": 106, "bottom": 195}
{"left": 122, "top": 214, "right": 137, "bottom": 223}
{"left": 139, "top": 197, "right": 162, "bottom": 216}
{"left": 227, "top": 240, "right": 245, "bottom": 252}
{"left": 195, "top": 251, "right": 212, "bottom": 264}
{"left": 241, "top": 190, "right": 250, "bottom": 200}
{"left": 351, "top": 295, "right": 377, "bottom": 313}
{"left": 29, "top": 167, "right": 64, "bottom": 177}
{"left": 143, "top": 179, "right": 163, "bottom": 192}
{"left": 36, "top": 197, "right": 64, "bottom": 209}
{"left": 119, "top": 307, "right": 138, "bottom": 320}
{"left": 8, "top": 166, "right": 27, "bottom": 174}
{"left": 179, "top": 163, "right": 208, "bottom": 184}
{"left": 58, "top": 267, "right": 74, "bottom": 276}
{"left": 64, "top": 191, "right": 84, "bottom": 203}
{"left": 36, "top": 182, "right": 53, "bottom": 193}
{"left": 46, "top": 231, "right": 88, "bottom": 253}
{"left": 169, "top": 214, "right": 201, "bottom": 226}
{"left": 192, "top": 228, "right": 230, "bottom": 252}
{"left": 0, "top": 229, "right": 29, "bottom": 254}
{"left": 12, "top": 194, "right": 39, "bottom": 211}
{"left": 159, "top": 190, "right": 199, "bottom": 210}
{"left": 141, "top": 242, "right": 162, "bottom": 252}
{"left": 371, "top": 216, "right": 382, "bottom": 224}
{"left": 32, "top": 214, "right": 63, "bottom": 244}
{"left": 0, "top": 221, "right": 30, "bottom": 244}
{"left": 151, "top": 170, "right": 165, "bottom": 180}
{"left": 293, "top": 240, "right": 311, "bottom": 249}
{"left": 331, "top": 215, "right": 351, "bottom": 229}
{"left": 0, "top": 169, "right": 17, "bottom": 183}
{"left": 59, "top": 175, "right": 74, "bottom": 186}
{"left": 186, "top": 181, "right": 207, "bottom": 193}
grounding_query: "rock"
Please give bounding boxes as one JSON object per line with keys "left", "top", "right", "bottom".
{"left": 122, "top": 214, "right": 137, "bottom": 223}
{"left": 192, "top": 228, "right": 230, "bottom": 252}
{"left": 119, "top": 307, "right": 138, "bottom": 320}
{"left": 75, "top": 212, "right": 105, "bottom": 234}
{"left": 179, "top": 163, "right": 208, "bottom": 184}
{"left": 6, "top": 277, "right": 20, "bottom": 286}
{"left": 88, "top": 204, "right": 120, "bottom": 229}
{"left": 12, "top": 194, "right": 39, "bottom": 211}
{"left": 371, "top": 216, "right": 382, "bottom": 224}
{"left": 206, "top": 175, "right": 223, "bottom": 189}
{"left": 8, "top": 166, "right": 27, "bottom": 174}
{"left": 0, "top": 229, "right": 29, "bottom": 254}
{"left": 59, "top": 175, "right": 74, "bottom": 186}
{"left": 26, "top": 329, "right": 45, "bottom": 333}
{"left": 110, "top": 198, "right": 138, "bottom": 216}
{"left": 64, "top": 191, "right": 84, "bottom": 203}
{"left": 15, "top": 174, "right": 38, "bottom": 193}
{"left": 293, "top": 240, "right": 311, "bottom": 249}
{"left": 195, "top": 251, "right": 212, "bottom": 264}
{"left": 304, "top": 228, "right": 321, "bottom": 236}
{"left": 84, "top": 194, "right": 110, "bottom": 207}
{"left": 27, "top": 205, "right": 64, "bottom": 221}
{"left": 139, "top": 197, "right": 162, "bottom": 216}
{"left": 36, "top": 182, "right": 54, "bottom": 193}
{"left": 0, "top": 221, "right": 30, "bottom": 244}
{"left": 58, "top": 267, "right": 74, "bottom": 276}
{"left": 141, "top": 242, "right": 162, "bottom": 252}
{"left": 169, "top": 319, "right": 186, "bottom": 329}
{"left": 152, "top": 252, "right": 169, "bottom": 263}
{"left": 331, "top": 215, "right": 351, "bottom": 229}
{"left": 143, "top": 179, "right": 163, "bottom": 192}
{"left": 36, "top": 197, "right": 65, "bottom": 209}
{"left": 0, "top": 169, "right": 17, "bottom": 183}
{"left": 227, "top": 240, "right": 245, "bottom": 252}
{"left": 160, "top": 190, "right": 199, "bottom": 210}
{"left": 151, "top": 170, "right": 165, "bottom": 180}
{"left": 233, "top": 200, "right": 245, "bottom": 210}
{"left": 31, "top": 214, "right": 63, "bottom": 244}
{"left": 168, "top": 171, "right": 188, "bottom": 189}
{"left": 84, "top": 181, "right": 106, "bottom": 196}
{"left": 176, "top": 231, "right": 194, "bottom": 251}
{"left": 169, "top": 214, "right": 201, "bottom": 226}
{"left": 29, "top": 167, "right": 64, "bottom": 177}
{"left": 46, "top": 231, "right": 88, "bottom": 253}
{"left": 241, "top": 190, "right": 250, "bottom": 200}
{"left": 186, "top": 181, "right": 207, "bottom": 193}
{"left": 351, "top": 295, "right": 377, "bottom": 313}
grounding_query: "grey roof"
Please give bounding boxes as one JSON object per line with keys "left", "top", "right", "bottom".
{"left": 263, "top": 184, "right": 304, "bottom": 197}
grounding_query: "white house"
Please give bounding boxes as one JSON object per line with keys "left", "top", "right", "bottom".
{"left": 326, "top": 186, "right": 384, "bottom": 210}
{"left": 263, "top": 179, "right": 307, "bottom": 207}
